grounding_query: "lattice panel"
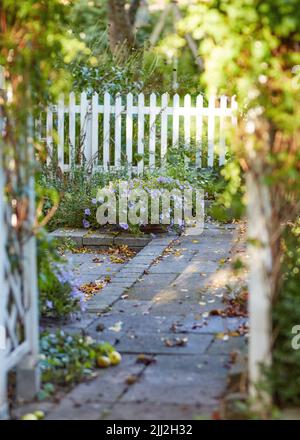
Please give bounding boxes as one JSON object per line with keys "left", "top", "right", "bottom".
{"left": 2, "top": 201, "right": 27, "bottom": 356}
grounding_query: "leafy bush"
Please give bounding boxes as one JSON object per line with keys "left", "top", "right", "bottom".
{"left": 39, "top": 331, "right": 116, "bottom": 397}
{"left": 37, "top": 231, "right": 85, "bottom": 318}
{"left": 267, "top": 223, "right": 300, "bottom": 406}
{"left": 39, "top": 145, "right": 227, "bottom": 233}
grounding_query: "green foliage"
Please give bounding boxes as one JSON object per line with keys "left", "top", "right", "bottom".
{"left": 208, "top": 159, "right": 245, "bottom": 223}
{"left": 37, "top": 230, "right": 83, "bottom": 318}
{"left": 39, "top": 331, "right": 115, "bottom": 393}
{"left": 39, "top": 148, "right": 225, "bottom": 233}
{"left": 267, "top": 223, "right": 300, "bottom": 405}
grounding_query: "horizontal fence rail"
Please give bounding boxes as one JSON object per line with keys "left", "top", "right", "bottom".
{"left": 39, "top": 92, "right": 238, "bottom": 173}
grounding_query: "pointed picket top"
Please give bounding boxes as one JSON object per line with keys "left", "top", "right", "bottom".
{"left": 184, "top": 93, "right": 191, "bottom": 106}
{"left": 150, "top": 92, "right": 156, "bottom": 101}
{"left": 138, "top": 92, "right": 145, "bottom": 105}
{"left": 173, "top": 93, "right": 180, "bottom": 105}
{"left": 208, "top": 95, "right": 216, "bottom": 107}
{"left": 196, "top": 94, "right": 203, "bottom": 106}
{"left": 69, "top": 91, "right": 75, "bottom": 103}
{"left": 127, "top": 92, "right": 133, "bottom": 101}
{"left": 104, "top": 91, "right": 110, "bottom": 103}
{"left": 161, "top": 92, "right": 169, "bottom": 106}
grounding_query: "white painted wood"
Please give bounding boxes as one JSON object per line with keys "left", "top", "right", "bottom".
{"left": 219, "top": 95, "right": 227, "bottom": 166}
{"left": 43, "top": 91, "right": 238, "bottom": 172}
{"left": 137, "top": 93, "right": 145, "bottom": 174}
{"left": 114, "top": 94, "right": 122, "bottom": 168}
{"left": 69, "top": 92, "right": 76, "bottom": 167}
{"left": 0, "top": 89, "right": 40, "bottom": 418}
{"left": 207, "top": 95, "right": 215, "bottom": 167}
{"left": 184, "top": 94, "right": 191, "bottom": 164}
{"left": 161, "top": 93, "right": 168, "bottom": 166}
{"left": 80, "top": 91, "right": 88, "bottom": 163}
{"left": 46, "top": 107, "right": 53, "bottom": 164}
{"left": 172, "top": 94, "right": 180, "bottom": 148}
{"left": 195, "top": 94, "right": 203, "bottom": 167}
{"left": 57, "top": 94, "right": 64, "bottom": 170}
{"left": 126, "top": 93, "right": 133, "bottom": 170}
{"left": 103, "top": 92, "right": 111, "bottom": 171}
{"left": 247, "top": 170, "right": 272, "bottom": 409}
{"left": 91, "top": 92, "right": 99, "bottom": 168}
{"left": 149, "top": 93, "right": 156, "bottom": 170}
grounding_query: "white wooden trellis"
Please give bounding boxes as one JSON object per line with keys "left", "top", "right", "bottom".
{"left": 0, "top": 69, "right": 39, "bottom": 420}
{"left": 42, "top": 92, "right": 238, "bottom": 173}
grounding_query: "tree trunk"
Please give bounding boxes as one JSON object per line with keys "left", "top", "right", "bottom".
{"left": 107, "top": 0, "right": 136, "bottom": 56}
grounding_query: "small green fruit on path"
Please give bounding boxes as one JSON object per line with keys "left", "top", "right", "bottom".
{"left": 96, "top": 355, "right": 111, "bottom": 368}
{"left": 21, "top": 413, "right": 38, "bottom": 420}
{"left": 34, "top": 410, "right": 45, "bottom": 420}
{"left": 109, "top": 351, "right": 122, "bottom": 365}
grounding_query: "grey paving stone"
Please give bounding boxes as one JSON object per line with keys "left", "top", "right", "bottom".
{"left": 46, "top": 400, "right": 107, "bottom": 420}
{"left": 112, "top": 332, "right": 213, "bottom": 355}
{"left": 83, "top": 232, "right": 114, "bottom": 246}
{"left": 148, "top": 261, "right": 192, "bottom": 274}
{"left": 77, "top": 262, "right": 121, "bottom": 276}
{"left": 207, "top": 336, "right": 247, "bottom": 355}
{"left": 114, "top": 234, "right": 151, "bottom": 247}
{"left": 102, "top": 402, "right": 213, "bottom": 420}
{"left": 128, "top": 273, "right": 178, "bottom": 300}
{"left": 120, "top": 354, "right": 229, "bottom": 406}
{"left": 49, "top": 229, "right": 86, "bottom": 247}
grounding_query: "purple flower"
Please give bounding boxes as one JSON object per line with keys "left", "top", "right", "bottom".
{"left": 91, "top": 198, "right": 97, "bottom": 205}
{"left": 83, "top": 219, "right": 90, "bottom": 228}
{"left": 46, "top": 300, "right": 53, "bottom": 309}
{"left": 119, "top": 222, "right": 129, "bottom": 230}
{"left": 84, "top": 208, "right": 91, "bottom": 216}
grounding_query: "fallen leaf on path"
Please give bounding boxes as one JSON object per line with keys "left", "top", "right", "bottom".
{"left": 136, "top": 354, "right": 156, "bottom": 365}
{"left": 126, "top": 375, "right": 139, "bottom": 385}
{"left": 162, "top": 337, "right": 188, "bottom": 347}
{"left": 92, "top": 257, "right": 104, "bottom": 263}
{"left": 108, "top": 321, "right": 123, "bottom": 332}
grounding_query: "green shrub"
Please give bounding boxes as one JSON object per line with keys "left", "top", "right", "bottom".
{"left": 267, "top": 223, "right": 300, "bottom": 405}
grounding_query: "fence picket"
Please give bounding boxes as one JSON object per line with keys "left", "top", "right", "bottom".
{"left": 46, "top": 107, "right": 53, "bottom": 164}
{"left": 69, "top": 92, "right": 76, "bottom": 167}
{"left": 80, "top": 91, "right": 88, "bottom": 164}
{"left": 103, "top": 92, "right": 110, "bottom": 171}
{"left": 126, "top": 93, "right": 133, "bottom": 171}
{"left": 219, "top": 95, "right": 227, "bottom": 166}
{"left": 149, "top": 93, "right": 156, "bottom": 170}
{"left": 184, "top": 94, "right": 191, "bottom": 165}
{"left": 114, "top": 94, "right": 122, "bottom": 168}
{"left": 91, "top": 92, "right": 99, "bottom": 168}
{"left": 207, "top": 95, "right": 215, "bottom": 167}
{"left": 172, "top": 94, "right": 180, "bottom": 148}
{"left": 57, "top": 94, "right": 64, "bottom": 170}
{"left": 137, "top": 93, "right": 145, "bottom": 174}
{"left": 195, "top": 94, "right": 203, "bottom": 167}
{"left": 161, "top": 93, "right": 168, "bottom": 167}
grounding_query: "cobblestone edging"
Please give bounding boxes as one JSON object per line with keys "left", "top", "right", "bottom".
{"left": 49, "top": 229, "right": 160, "bottom": 250}
{"left": 86, "top": 235, "right": 178, "bottom": 313}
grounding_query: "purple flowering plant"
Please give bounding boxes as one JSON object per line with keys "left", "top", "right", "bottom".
{"left": 38, "top": 231, "right": 85, "bottom": 319}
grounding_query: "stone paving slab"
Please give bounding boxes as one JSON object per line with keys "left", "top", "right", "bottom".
{"left": 112, "top": 332, "right": 213, "bottom": 355}
{"left": 102, "top": 402, "right": 212, "bottom": 420}
{"left": 119, "top": 354, "right": 229, "bottom": 406}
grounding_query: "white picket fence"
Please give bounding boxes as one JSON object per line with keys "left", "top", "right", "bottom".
{"left": 40, "top": 92, "right": 237, "bottom": 173}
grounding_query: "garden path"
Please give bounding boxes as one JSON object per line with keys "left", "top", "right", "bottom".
{"left": 20, "top": 223, "right": 248, "bottom": 420}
